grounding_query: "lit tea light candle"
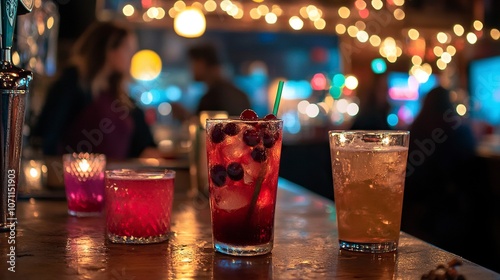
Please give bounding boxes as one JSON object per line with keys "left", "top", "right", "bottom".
{"left": 63, "top": 153, "right": 106, "bottom": 217}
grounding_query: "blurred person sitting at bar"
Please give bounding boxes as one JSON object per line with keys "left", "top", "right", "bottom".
{"left": 187, "top": 42, "right": 251, "bottom": 117}
{"left": 350, "top": 73, "right": 391, "bottom": 130}
{"left": 402, "top": 86, "right": 482, "bottom": 257}
{"left": 32, "top": 21, "right": 160, "bottom": 160}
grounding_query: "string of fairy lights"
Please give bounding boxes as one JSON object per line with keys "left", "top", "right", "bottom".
{"left": 116, "top": 0, "right": 499, "bottom": 80}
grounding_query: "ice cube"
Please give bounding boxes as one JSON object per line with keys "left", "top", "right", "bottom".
{"left": 215, "top": 188, "right": 250, "bottom": 212}
{"left": 221, "top": 136, "right": 247, "bottom": 162}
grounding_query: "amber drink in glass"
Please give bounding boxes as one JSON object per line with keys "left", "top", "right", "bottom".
{"left": 329, "top": 131, "right": 409, "bottom": 253}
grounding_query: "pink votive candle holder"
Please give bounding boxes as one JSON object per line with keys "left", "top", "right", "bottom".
{"left": 105, "top": 169, "right": 176, "bottom": 244}
{"left": 63, "top": 153, "right": 106, "bottom": 217}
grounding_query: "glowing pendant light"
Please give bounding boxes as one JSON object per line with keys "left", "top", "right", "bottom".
{"left": 174, "top": 7, "right": 206, "bottom": 38}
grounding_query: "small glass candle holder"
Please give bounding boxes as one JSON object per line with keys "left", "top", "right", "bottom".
{"left": 63, "top": 153, "right": 106, "bottom": 217}
{"left": 105, "top": 169, "right": 176, "bottom": 244}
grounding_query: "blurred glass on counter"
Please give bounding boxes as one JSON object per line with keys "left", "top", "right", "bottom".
{"left": 19, "top": 159, "right": 48, "bottom": 194}
{"left": 188, "top": 111, "right": 228, "bottom": 197}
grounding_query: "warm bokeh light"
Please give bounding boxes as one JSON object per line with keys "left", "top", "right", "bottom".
{"left": 393, "top": 8, "right": 405, "bottom": 20}
{"left": 408, "top": 28, "right": 419, "bottom": 40}
{"left": 265, "top": 12, "right": 278, "bottom": 24}
{"left": 123, "top": 4, "right": 134, "bottom": 16}
{"left": 257, "top": 4, "right": 269, "bottom": 15}
{"left": 411, "top": 55, "right": 422, "bottom": 65}
{"left": 355, "top": 21, "right": 366, "bottom": 30}
{"left": 393, "top": 0, "right": 405, "bottom": 6}
{"left": 142, "top": 12, "right": 153, "bottom": 22}
{"left": 338, "top": 6, "right": 350, "bottom": 19}
{"left": 491, "top": 28, "right": 500, "bottom": 40}
{"left": 131, "top": 50, "right": 162, "bottom": 81}
{"left": 456, "top": 104, "right": 467, "bottom": 116}
{"left": 466, "top": 32, "right": 478, "bottom": 44}
{"left": 357, "top": 30, "right": 369, "bottom": 42}
{"left": 436, "top": 32, "right": 448, "bottom": 44}
{"left": 369, "top": 35, "right": 381, "bottom": 46}
{"left": 433, "top": 46, "right": 443, "bottom": 56}
{"left": 174, "top": 7, "right": 206, "bottom": 38}
{"left": 204, "top": 0, "right": 217, "bottom": 12}
{"left": 168, "top": 7, "right": 177, "bottom": 18}
{"left": 147, "top": 7, "right": 159, "bottom": 19}
{"left": 473, "top": 20, "right": 483, "bottom": 31}
{"left": 47, "top": 17, "right": 55, "bottom": 29}
{"left": 250, "top": 8, "right": 260, "bottom": 19}
{"left": 347, "top": 25, "right": 359, "bottom": 37}
{"left": 446, "top": 45, "right": 456, "bottom": 56}
{"left": 344, "top": 76, "right": 359, "bottom": 90}
{"left": 355, "top": 0, "right": 367, "bottom": 10}
{"left": 156, "top": 7, "right": 165, "bottom": 19}
{"left": 174, "top": 0, "right": 186, "bottom": 11}
{"left": 314, "top": 19, "right": 326, "bottom": 30}
{"left": 453, "top": 24, "right": 464, "bottom": 36}
{"left": 272, "top": 5, "right": 283, "bottom": 16}
{"left": 289, "top": 16, "right": 304, "bottom": 30}
{"left": 441, "top": 52, "right": 452, "bottom": 63}
{"left": 371, "top": 0, "right": 383, "bottom": 10}
{"left": 436, "top": 59, "right": 447, "bottom": 70}
{"left": 335, "top": 24, "right": 346, "bottom": 35}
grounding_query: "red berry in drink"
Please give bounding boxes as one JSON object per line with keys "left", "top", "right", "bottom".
{"left": 263, "top": 114, "right": 277, "bottom": 120}
{"left": 227, "top": 162, "right": 244, "bottom": 181}
{"left": 240, "top": 109, "right": 258, "bottom": 121}
{"left": 262, "top": 132, "right": 276, "bottom": 148}
{"left": 251, "top": 146, "right": 267, "bottom": 162}
{"left": 243, "top": 129, "right": 260, "bottom": 147}
{"left": 210, "top": 165, "right": 227, "bottom": 187}
{"left": 223, "top": 123, "right": 239, "bottom": 136}
{"left": 211, "top": 123, "right": 225, "bottom": 143}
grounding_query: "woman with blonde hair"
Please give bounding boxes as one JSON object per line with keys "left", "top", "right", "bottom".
{"left": 33, "top": 21, "right": 159, "bottom": 159}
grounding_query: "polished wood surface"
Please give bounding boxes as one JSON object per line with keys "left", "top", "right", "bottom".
{"left": 1, "top": 178, "right": 499, "bottom": 279}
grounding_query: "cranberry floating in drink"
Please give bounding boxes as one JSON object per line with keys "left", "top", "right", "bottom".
{"left": 206, "top": 109, "right": 283, "bottom": 256}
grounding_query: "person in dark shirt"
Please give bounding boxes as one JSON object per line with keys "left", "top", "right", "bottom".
{"left": 402, "top": 86, "right": 479, "bottom": 256}
{"left": 32, "top": 21, "right": 159, "bottom": 160}
{"left": 187, "top": 43, "right": 251, "bottom": 117}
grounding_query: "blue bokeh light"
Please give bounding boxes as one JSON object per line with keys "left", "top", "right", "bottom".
{"left": 371, "top": 58, "right": 387, "bottom": 74}
{"left": 166, "top": 85, "right": 182, "bottom": 101}
{"left": 387, "top": 113, "right": 399, "bottom": 127}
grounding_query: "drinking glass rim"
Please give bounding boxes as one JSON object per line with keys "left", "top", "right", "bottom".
{"left": 62, "top": 152, "right": 106, "bottom": 161}
{"left": 105, "top": 169, "right": 176, "bottom": 180}
{"left": 206, "top": 118, "right": 283, "bottom": 123}
{"left": 328, "top": 130, "right": 409, "bottom": 136}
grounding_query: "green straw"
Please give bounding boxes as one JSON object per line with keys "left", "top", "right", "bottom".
{"left": 272, "top": 81, "right": 284, "bottom": 116}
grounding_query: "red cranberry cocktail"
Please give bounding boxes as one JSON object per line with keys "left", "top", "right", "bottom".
{"left": 206, "top": 110, "right": 283, "bottom": 256}
{"left": 105, "top": 169, "right": 175, "bottom": 244}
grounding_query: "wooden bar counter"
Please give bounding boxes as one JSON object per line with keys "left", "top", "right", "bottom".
{"left": 1, "top": 178, "right": 499, "bottom": 279}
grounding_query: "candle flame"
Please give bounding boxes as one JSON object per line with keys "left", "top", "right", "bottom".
{"left": 79, "top": 159, "right": 90, "bottom": 173}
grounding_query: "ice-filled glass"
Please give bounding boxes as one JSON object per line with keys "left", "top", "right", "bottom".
{"left": 329, "top": 131, "right": 409, "bottom": 253}
{"left": 105, "top": 169, "right": 175, "bottom": 244}
{"left": 206, "top": 118, "right": 283, "bottom": 256}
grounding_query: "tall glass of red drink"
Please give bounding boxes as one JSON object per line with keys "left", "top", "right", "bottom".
{"left": 206, "top": 118, "right": 283, "bottom": 256}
